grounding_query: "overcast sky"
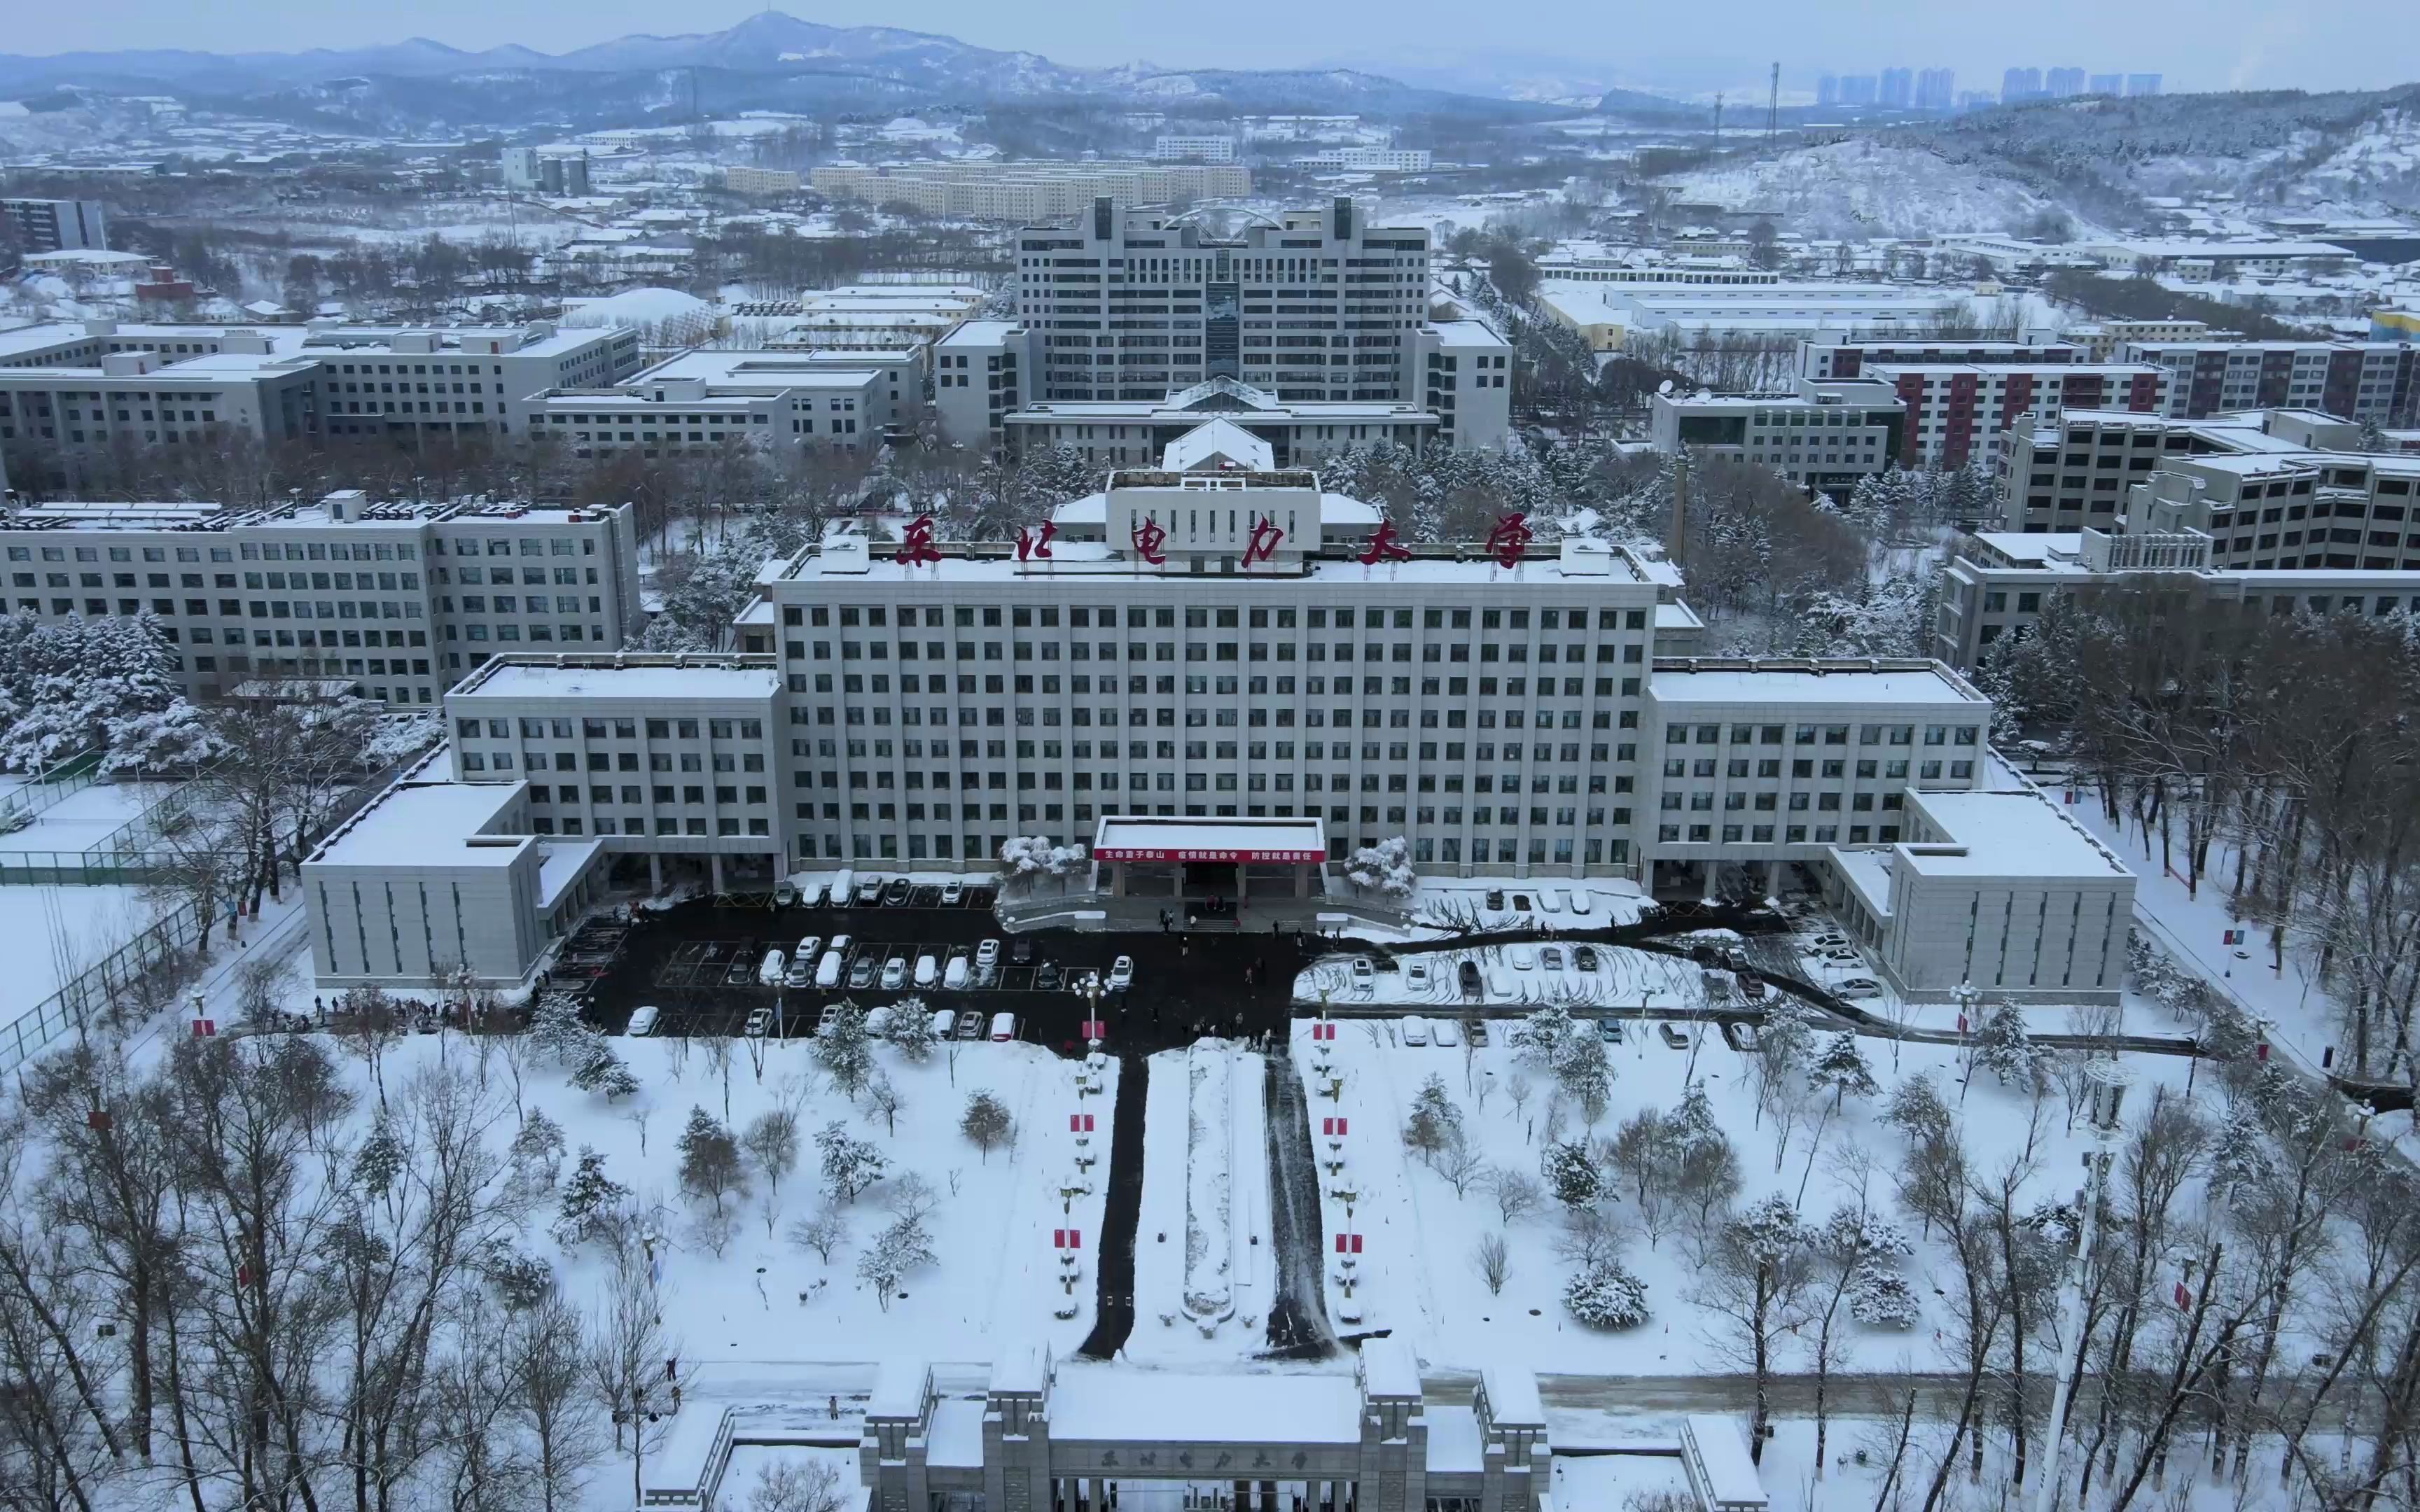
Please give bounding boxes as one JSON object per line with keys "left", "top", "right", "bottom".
{"left": 6, "top": 1, "right": 2411, "bottom": 95}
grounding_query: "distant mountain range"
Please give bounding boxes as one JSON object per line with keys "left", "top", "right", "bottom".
{"left": 0, "top": 10, "right": 1581, "bottom": 127}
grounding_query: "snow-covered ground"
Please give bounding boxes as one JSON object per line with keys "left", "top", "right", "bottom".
{"left": 1128, "top": 1041, "right": 1276, "bottom": 1362}
{"left": 0, "top": 778, "right": 166, "bottom": 855}
{"left": 0, "top": 886, "right": 171, "bottom": 1019}
{"left": 1295, "top": 1014, "right": 2199, "bottom": 1378}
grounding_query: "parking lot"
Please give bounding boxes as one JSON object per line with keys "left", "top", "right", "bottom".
{"left": 580, "top": 890, "right": 1311, "bottom": 1054}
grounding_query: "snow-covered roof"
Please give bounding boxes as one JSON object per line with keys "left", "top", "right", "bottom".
{"left": 1358, "top": 1334, "right": 1420, "bottom": 1399}
{"left": 1162, "top": 419, "right": 1273, "bottom": 474}
{"left": 1682, "top": 1416, "right": 1769, "bottom": 1507}
{"left": 1093, "top": 815, "right": 1324, "bottom": 862}
{"left": 1479, "top": 1366, "right": 1545, "bottom": 1429}
{"left": 306, "top": 781, "right": 526, "bottom": 870}
{"left": 1424, "top": 1406, "right": 1482, "bottom": 1472}
{"left": 534, "top": 840, "right": 604, "bottom": 911}
{"left": 450, "top": 659, "right": 781, "bottom": 703}
{"left": 1048, "top": 1366, "right": 1361, "bottom": 1445}
{"left": 1896, "top": 788, "right": 2134, "bottom": 880}
{"left": 1649, "top": 663, "right": 1984, "bottom": 707}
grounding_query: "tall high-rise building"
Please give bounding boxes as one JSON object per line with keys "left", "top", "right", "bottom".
{"left": 2127, "top": 74, "right": 2162, "bottom": 96}
{"left": 2088, "top": 73, "right": 2123, "bottom": 95}
{"left": 1914, "top": 68, "right": 1956, "bottom": 110}
{"left": 2002, "top": 66, "right": 2043, "bottom": 102}
{"left": 1816, "top": 73, "right": 1840, "bottom": 107}
{"left": 1878, "top": 67, "right": 1914, "bottom": 108}
{"left": 1839, "top": 74, "right": 1879, "bottom": 106}
{"left": 2045, "top": 66, "right": 2086, "bottom": 97}
{"left": 1, "top": 197, "right": 108, "bottom": 253}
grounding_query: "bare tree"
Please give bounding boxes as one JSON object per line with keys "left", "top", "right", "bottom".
{"left": 1473, "top": 1233, "right": 1512, "bottom": 1296}
{"left": 1486, "top": 1168, "right": 1544, "bottom": 1226}
{"left": 585, "top": 1259, "right": 688, "bottom": 1512}
{"left": 503, "top": 1298, "right": 599, "bottom": 1512}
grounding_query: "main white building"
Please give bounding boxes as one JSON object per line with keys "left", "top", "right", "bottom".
{"left": 302, "top": 421, "right": 2132, "bottom": 1006}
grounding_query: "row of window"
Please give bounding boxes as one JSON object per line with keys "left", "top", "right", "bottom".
{"left": 1663, "top": 722, "right": 1980, "bottom": 747}
{"left": 793, "top": 604, "right": 1648, "bottom": 631}
{"left": 1660, "top": 822, "right": 1901, "bottom": 846}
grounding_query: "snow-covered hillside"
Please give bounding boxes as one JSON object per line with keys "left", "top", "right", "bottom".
{"left": 1666, "top": 139, "right": 2061, "bottom": 239}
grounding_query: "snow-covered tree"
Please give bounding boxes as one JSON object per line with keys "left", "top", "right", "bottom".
{"left": 1971, "top": 997, "right": 2043, "bottom": 1088}
{"left": 676, "top": 1107, "right": 747, "bottom": 1214}
{"left": 813, "top": 1004, "right": 876, "bottom": 1098}
{"left": 1884, "top": 1074, "right": 1953, "bottom": 1144}
{"left": 100, "top": 700, "right": 228, "bottom": 774}
{"left": 854, "top": 1212, "right": 936, "bottom": 1310}
{"left": 879, "top": 995, "right": 938, "bottom": 1063}
{"left": 1342, "top": 836, "right": 1417, "bottom": 899}
{"left": 1564, "top": 1256, "right": 1650, "bottom": 1329}
{"left": 507, "top": 1109, "right": 568, "bottom": 1200}
{"left": 1809, "top": 1031, "right": 1880, "bottom": 1111}
{"left": 1541, "top": 1140, "right": 1604, "bottom": 1209}
{"left": 352, "top": 1117, "right": 405, "bottom": 1203}
{"left": 1552, "top": 1030, "right": 1615, "bottom": 1126}
{"left": 570, "top": 1044, "right": 640, "bottom": 1100}
{"left": 2205, "top": 1098, "right": 2267, "bottom": 1205}
{"left": 1402, "top": 1074, "right": 1464, "bottom": 1164}
{"left": 529, "top": 993, "right": 601, "bottom": 1066}
{"left": 1848, "top": 1260, "right": 1921, "bottom": 1326}
{"left": 815, "top": 1121, "right": 887, "bottom": 1203}
{"left": 997, "top": 836, "right": 1088, "bottom": 878}
{"left": 551, "top": 1147, "right": 628, "bottom": 1249}
{"left": 1509, "top": 1004, "right": 1581, "bottom": 1071}
{"left": 961, "top": 1089, "right": 1013, "bottom": 1161}
{"left": 0, "top": 613, "right": 187, "bottom": 771}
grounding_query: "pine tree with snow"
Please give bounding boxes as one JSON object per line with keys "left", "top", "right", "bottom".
{"left": 1848, "top": 1259, "right": 1921, "bottom": 1327}
{"left": 1402, "top": 1074, "right": 1465, "bottom": 1163}
{"left": 1509, "top": 1004, "right": 1580, "bottom": 1072}
{"left": 961, "top": 1090, "right": 1014, "bottom": 1161}
{"left": 1885, "top": 1075, "right": 1954, "bottom": 1143}
{"left": 551, "top": 1147, "right": 629, "bottom": 1250}
{"left": 1551, "top": 1030, "right": 1615, "bottom": 1126}
{"left": 1342, "top": 837, "right": 1417, "bottom": 899}
{"left": 854, "top": 1212, "right": 937, "bottom": 1310}
{"left": 508, "top": 1109, "right": 567, "bottom": 1188}
{"left": 1810, "top": 1032, "right": 1880, "bottom": 1111}
{"left": 879, "top": 995, "right": 939, "bottom": 1064}
{"left": 352, "top": 1117, "right": 405, "bottom": 1202}
{"left": 1670, "top": 1080, "right": 1723, "bottom": 1154}
{"left": 2205, "top": 1099, "right": 2267, "bottom": 1205}
{"left": 815, "top": 1121, "right": 888, "bottom": 1204}
{"left": 1564, "top": 1256, "right": 1650, "bottom": 1329}
{"left": 99, "top": 700, "right": 227, "bottom": 774}
{"left": 676, "top": 1107, "right": 747, "bottom": 1214}
{"left": 1971, "top": 997, "right": 2043, "bottom": 1088}
{"left": 529, "top": 993, "right": 601, "bottom": 1067}
{"left": 570, "top": 1043, "right": 639, "bottom": 1100}
{"left": 814, "top": 1003, "right": 877, "bottom": 1098}
{"left": 1541, "top": 1140, "right": 1604, "bottom": 1209}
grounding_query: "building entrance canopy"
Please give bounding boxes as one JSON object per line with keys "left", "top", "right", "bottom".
{"left": 1092, "top": 816, "right": 1326, "bottom": 864}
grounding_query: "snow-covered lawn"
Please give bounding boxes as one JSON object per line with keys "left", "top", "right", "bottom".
{"left": 0, "top": 778, "right": 166, "bottom": 853}
{"left": 0, "top": 884, "right": 169, "bottom": 1018}
{"left": 1295, "top": 1014, "right": 2199, "bottom": 1377}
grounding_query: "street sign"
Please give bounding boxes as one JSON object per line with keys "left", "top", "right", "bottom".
{"left": 1321, "top": 1116, "right": 1348, "bottom": 1136}
{"left": 1054, "top": 1229, "right": 1083, "bottom": 1250}
{"left": 191, "top": 1018, "right": 215, "bottom": 1037}
{"left": 1312, "top": 1022, "right": 1337, "bottom": 1041}
{"left": 1083, "top": 1019, "right": 1106, "bottom": 1041}
{"left": 1069, "top": 1113, "right": 1095, "bottom": 1133}
{"left": 1333, "top": 1233, "right": 1363, "bottom": 1254}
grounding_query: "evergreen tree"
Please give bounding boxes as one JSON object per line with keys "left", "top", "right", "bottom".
{"left": 1509, "top": 1005, "right": 1580, "bottom": 1071}
{"left": 1971, "top": 997, "right": 2043, "bottom": 1087}
{"left": 879, "top": 997, "right": 939, "bottom": 1064}
{"left": 814, "top": 1004, "right": 877, "bottom": 1098}
{"left": 815, "top": 1121, "right": 887, "bottom": 1203}
{"left": 1541, "top": 1140, "right": 1605, "bottom": 1209}
{"left": 1402, "top": 1074, "right": 1464, "bottom": 1163}
{"left": 676, "top": 1107, "right": 747, "bottom": 1214}
{"left": 570, "top": 1043, "right": 640, "bottom": 1100}
{"left": 1810, "top": 1032, "right": 1880, "bottom": 1110}
{"left": 1564, "top": 1257, "right": 1650, "bottom": 1329}
{"left": 551, "top": 1147, "right": 629, "bottom": 1249}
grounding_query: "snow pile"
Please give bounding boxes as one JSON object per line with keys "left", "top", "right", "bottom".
{"left": 1181, "top": 1045, "right": 1234, "bottom": 1323}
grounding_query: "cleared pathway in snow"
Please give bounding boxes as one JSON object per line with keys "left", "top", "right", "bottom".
{"left": 1260, "top": 1048, "right": 1335, "bottom": 1359}
{"left": 1076, "top": 1051, "right": 1148, "bottom": 1359}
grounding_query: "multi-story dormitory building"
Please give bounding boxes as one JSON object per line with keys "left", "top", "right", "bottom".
{"left": 0, "top": 492, "right": 645, "bottom": 705}
{"left": 935, "top": 196, "right": 1512, "bottom": 458}
{"left": 302, "top": 420, "right": 2135, "bottom": 1006}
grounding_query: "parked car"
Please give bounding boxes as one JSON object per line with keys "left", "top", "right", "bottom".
{"left": 879, "top": 956, "right": 908, "bottom": 990}
{"left": 988, "top": 1011, "right": 1016, "bottom": 1042}
{"left": 1510, "top": 892, "right": 1532, "bottom": 911}
{"left": 816, "top": 951, "right": 845, "bottom": 989}
{"left": 1509, "top": 944, "right": 1538, "bottom": 970}
{"left": 879, "top": 878, "right": 910, "bottom": 908}
{"left": 1541, "top": 889, "right": 1565, "bottom": 913}
{"left": 1431, "top": 1018, "right": 1461, "bottom": 1048}
{"left": 1811, "top": 933, "right": 1849, "bottom": 948}
{"left": 1538, "top": 945, "right": 1566, "bottom": 973}
{"left": 1573, "top": 945, "right": 1601, "bottom": 973}
{"left": 1464, "top": 1018, "right": 1488, "bottom": 1046}
{"left": 1484, "top": 890, "right": 1505, "bottom": 911}
{"left": 1350, "top": 956, "right": 1375, "bottom": 986}
{"left": 774, "top": 883, "right": 798, "bottom": 909}
{"left": 855, "top": 878, "right": 882, "bottom": 906}
{"left": 744, "top": 1007, "right": 773, "bottom": 1037}
{"left": 954, "top": 1010, "right": 985, "bottom": 1041}
{"left": 1108, "top": 955, "right": 1134, "bottom": 990}
{"left": 1400, "top": 1016, "right": 1430, "bottom": 1046}
{"left": 1013, "top": 939, "right": 1035, "bottom": 965}
{"left": 723, "top": 957, "right": 755, "bottom": 987}
{"left": 1484, "top": 966, "right": 1514, "bottom": 1000}
{"left": 1036, "top": 962, "right": 1064, "bottom": 991}
{"left": 1735, "top": 970, "right": 1769, "bottom": 1000}
{"left": 830, "top": 869, "right": 855, "bottom": 905}
{"left": 1726, "top": 1021, "right": 1761, "bottom": 1053}
{"left": 0, "top": 808, "right": 31, "bottom": 835}
{"left": 1405, "top": 960, "right": 1431, "bottom": 992}
{"left": 1595, "top": 1016, "right": 1624, "bottom": 1044}
{"left": 1570, "top": 892, "right": 1592, "bottom": 917}
{"left": 756, "top": 950, "right": 788, "bottom": 987}
{"left": 784, "top": 960, "right": 813, "bottom": 989}
{"left": 941, "top": 881, "right": 965, "bottom": 905}
{"left": 1835, "top": 978, "right": 1882, "bottom": 1000}
{"left": 977, "top": 939, "right": 1002, "bottom": 972}
{"left": 1459, "top": 960, "right": 1483, "bottom": 999}
{"left": 804, "top": 882, "right": 828, "bottom": 908}
{"left": 847, "top": 959, "right": 877, "bottom": 990}
{"left": 910, "top": 953, "right": 936, "bottom": 988}
{"left": 929, "top": 1008, "right": 957, "bottom": 1040}
{"left": 816, "top": 1003, "right": 840, "bottom": 1035}
{"left": 627, "top": 1005, "right": 660, "bottom": 1037}
{"left": 945, "top": 953, "right": 970, "bottom": 990}
{"left": 1659, "top": 1022, "right": 1691, "bottom": 1049}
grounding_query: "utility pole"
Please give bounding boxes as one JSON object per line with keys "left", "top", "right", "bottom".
{"left": 1712, "top": 92, "right": 1723, "bottom": 140}
{"left": 1767, "top": 63, "right": 1780, "bottom": 144}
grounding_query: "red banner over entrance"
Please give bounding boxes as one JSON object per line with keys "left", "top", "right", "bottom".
{"left": 1092, "top": 846, "right": 1323, "bottom": 863}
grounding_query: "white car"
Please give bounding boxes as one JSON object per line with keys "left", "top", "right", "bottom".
{"left": 930, "top": 1007, "right": 957, "bottom": 1039}
{"left": 1405, "top": 960, "right": 1431, "bottom": 991}
{"left": 880, "top": 956, "right": 908, "bottom": 990}
{"left": 1509, "top": 944, "right": 1538, "bottom": 970}
{"left": 1484, "top": 966, "right": 1514, "bottom": 1000}
{"left": 941, "top": 881, "right": 966, "bottom": 905}
{"left": 1430, "top": 1018, "right": 1461, "bottom": 1048}
{"left": 1835, "top": 978, "right": 1883, "bottom": 1000}
{"left": 627, "top": 1005, "right": 660, "bottom": 1037}
{"left": 756, "top": 949, "right": 787, "bottom": 987}
{"left": 1400, "top": 1016, "right": 1430, "bottom": 1046}
{"left": 1540, "top": 889, "right": 1565, "bottom": 913}
{"left": 945, "top": 955, "right": 970, "bottom": 990}
{"left": 1570, "top": 892, "right": 1592, "bottom": 917}
{"left": 1108, "top": 955, "right": 1134, "bottom": 990}
{"left": 1538, "top": 945, "right": 1566, "bottom": 973}
{"left": 976, "top": 939, "right": 1002, "bottom": 972}
{"left": 914, "top": 953, "right": 939, "bottom": 988}
{"left": 794, "top": 934, "right": 823, "bottom": 965}
{"left": 744, "top": 1007, "right": 773, "bottom": 1037}
{"left": 1351, "top": 957, "right": 1376, "bottom": 984}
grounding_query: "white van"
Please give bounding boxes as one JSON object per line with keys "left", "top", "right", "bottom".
{"left": 989, "top": 1011, "right": 1015, "bottom": 1042}
{"left": 756, "top": 949, "right": 787, "bottom": 986}
{"left": 914, "top": 953, "right": 939, "bottom": 988}
{"left": 814, "top": 948, "right": 845, "bottom": 989}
